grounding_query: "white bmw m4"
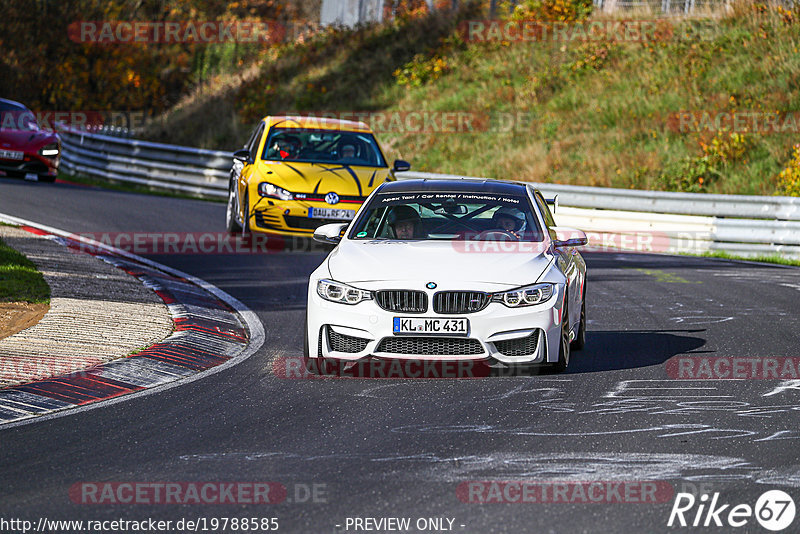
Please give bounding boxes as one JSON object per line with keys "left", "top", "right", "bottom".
{"left": 305, "top": 178, "right": 588, "bottom": 373}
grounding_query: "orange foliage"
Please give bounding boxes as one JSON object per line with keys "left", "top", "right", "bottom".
{"left": 0, "top": 0, "right": 306, "bottom": 114}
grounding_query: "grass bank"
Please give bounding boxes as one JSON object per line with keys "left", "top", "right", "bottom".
{"left": 142, "top": 1, "right": 800, "bottom": 196}
{"left": 0, "top": 234, "right": 50, "bottom": 304}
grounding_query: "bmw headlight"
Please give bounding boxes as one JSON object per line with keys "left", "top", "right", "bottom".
{"left": 492, "top": 283, "right": 554, "bottom": 307}
{"left": 258, "top": 182, "right": 293, "bottom": 200}
{"left": 317, "top": 279, "right": 372, "bottom": 305}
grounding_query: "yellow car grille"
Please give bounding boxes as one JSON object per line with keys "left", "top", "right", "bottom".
{"left": 254, "top": 210, "right": 282, "bottom": 229}
{"left": 254, "top": 209, "right": 351, "bottom": 233}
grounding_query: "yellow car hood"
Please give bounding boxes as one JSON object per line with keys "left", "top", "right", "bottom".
{"left": 257, "top": 161, "right": 392, "bottom": 197}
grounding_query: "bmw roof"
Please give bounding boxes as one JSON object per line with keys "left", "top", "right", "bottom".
{"left": 379, "top": 178, "right": 532, "bottom": 195}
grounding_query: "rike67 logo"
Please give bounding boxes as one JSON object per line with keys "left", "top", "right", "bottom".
{"left": 668, "top": 490, "right": 796, "bottom": 531}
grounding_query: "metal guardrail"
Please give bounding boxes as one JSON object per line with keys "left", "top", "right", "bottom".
{"left": 58, "top": 128, "right": 800, "bottom": 258}
{"left": 595, "top": 0, "right": 799, "bottom": 14}
{"left": 59, "top": 128, "right": 230, "bottom": 199}
{"left": 403, "top": 171, "right": 800, "bottom": 258}
{"left": 553, "top": 206, "right": 800, "bottom": 258}
{"left": 401, "top": 171, "right": 800, "bottom": 221}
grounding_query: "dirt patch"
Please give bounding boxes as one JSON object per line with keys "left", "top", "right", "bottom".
{"left": 0, "top": 302, "right": 49, "bottom": 340}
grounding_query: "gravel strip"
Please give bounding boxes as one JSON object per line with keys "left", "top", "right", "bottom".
{"left": 0, "top": 225, "right": 173, "bottom": 388}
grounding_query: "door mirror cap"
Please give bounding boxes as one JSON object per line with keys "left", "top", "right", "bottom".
{"left": 233, "top": 149, "right": 251, "bottom": 163}
{"left": 393, "top": 159, "right": 411, "bottom": 172}
{"left": 545, "top": 194, "right": 559, "bottom": 213}
{"left": 552, "top": 227, "right": 588, "bottom": 248}
{"left": 313, "top": 223, "right": 348, "bottom": 244}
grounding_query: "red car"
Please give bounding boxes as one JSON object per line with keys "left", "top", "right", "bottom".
{"left": 0, "top": 98, "right": 60, "bottom": 182}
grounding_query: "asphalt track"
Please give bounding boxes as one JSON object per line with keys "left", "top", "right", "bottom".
{"left": 1, "top": 177, "right": 800, "bottom": 533}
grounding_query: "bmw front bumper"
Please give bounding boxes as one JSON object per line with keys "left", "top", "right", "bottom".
{"left": 306, "top": 280, "right": 566, "bottom": 366}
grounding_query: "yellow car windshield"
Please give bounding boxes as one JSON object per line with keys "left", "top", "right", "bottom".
{"left": 262, "top": 127, "right": 387, "bottom": 167}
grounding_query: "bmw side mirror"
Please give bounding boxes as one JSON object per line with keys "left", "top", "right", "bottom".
{"left": 393, "top": 159, "right": 411, "bottom": 172}
{"left": 313, "top": 223, "right": 348, "bottom": 244}
{"left": 552, "top": 227, "right": 588, "bottom": 248}
{"left": 233, "top": 149, "right": 252, "bottom": 163}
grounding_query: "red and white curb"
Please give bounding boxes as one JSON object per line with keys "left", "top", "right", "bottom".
{"left": 0, "top": 213, "right": 265, "bottom": 428}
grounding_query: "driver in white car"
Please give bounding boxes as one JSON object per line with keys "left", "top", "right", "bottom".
{"left": 388, "top": 205, "right": 423, "bottom": 239}
{"left": 491, "top": 207, "right": 525, "bottom": 238}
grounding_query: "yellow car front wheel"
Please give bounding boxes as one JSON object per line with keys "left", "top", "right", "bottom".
{"left": 226, "top": 184, "right": 242, "bottom": 234}
{"left": 241, "top": 190, "right": 251, "bottom": 236}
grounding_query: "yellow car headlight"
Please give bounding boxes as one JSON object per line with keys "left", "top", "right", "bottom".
{"left": 258, "top": 182, "right": 294, "bottom": 201}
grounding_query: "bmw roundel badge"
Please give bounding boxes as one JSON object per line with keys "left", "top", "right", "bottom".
{"left": 426, "top": 282, "right": 437, "bottom": 289}
{"left": 325, "top": 192, "right": 340, "bottom": 205}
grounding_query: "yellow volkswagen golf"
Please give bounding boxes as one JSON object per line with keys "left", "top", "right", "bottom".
{"left": 226, "top": 116, "right": 409, "bottom": 237}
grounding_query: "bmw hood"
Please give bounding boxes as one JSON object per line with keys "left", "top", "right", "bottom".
{"left": 326, "top": 240, "right": 555, "bottom": 290}
{"left": 257, "top": 161, "right": 391, "bottom": 197}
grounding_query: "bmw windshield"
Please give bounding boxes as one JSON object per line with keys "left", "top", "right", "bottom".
{"left": 348, "top": 191, "right": 544, "bottom": 241}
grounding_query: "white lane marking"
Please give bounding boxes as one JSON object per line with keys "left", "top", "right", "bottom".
{"left": 381, "top": 380, "right": 800, "bottom": 441}
{"left": 176, "top": 450, "right": 800, "bottom": 486}
{"left": 599, "top": 380, "right": 800, "bottom": 419}
{"left": 605, "top": 380, "right": 734, "bottom": 399}
{"left": 354, "top": 383, "right": 410, "bottom": 399}
{"left": 389, "top": 422, "right": 759, "bottom": 440}
{"left": 179, "top": 452, "right": 289, "bottom": 461}
{"left": 754, "top": 431, "right": 800, "bottom": 442}
{"left": 764, "top": 380, "right": 800, "bottom": 397}
{"left": 352, "top": 379, "right": 572, "bottom": 399}
{"left": 484, "top": 380, "right": 571, "bottom": 401}
{"left": 756, "top": 468, "right": 800, "bottom": 487}
{"left": 0, "top": 212, "right": 265, "bottom": 430}
{"left": 670, "top": 316, "right": 734, "bottom": 324}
